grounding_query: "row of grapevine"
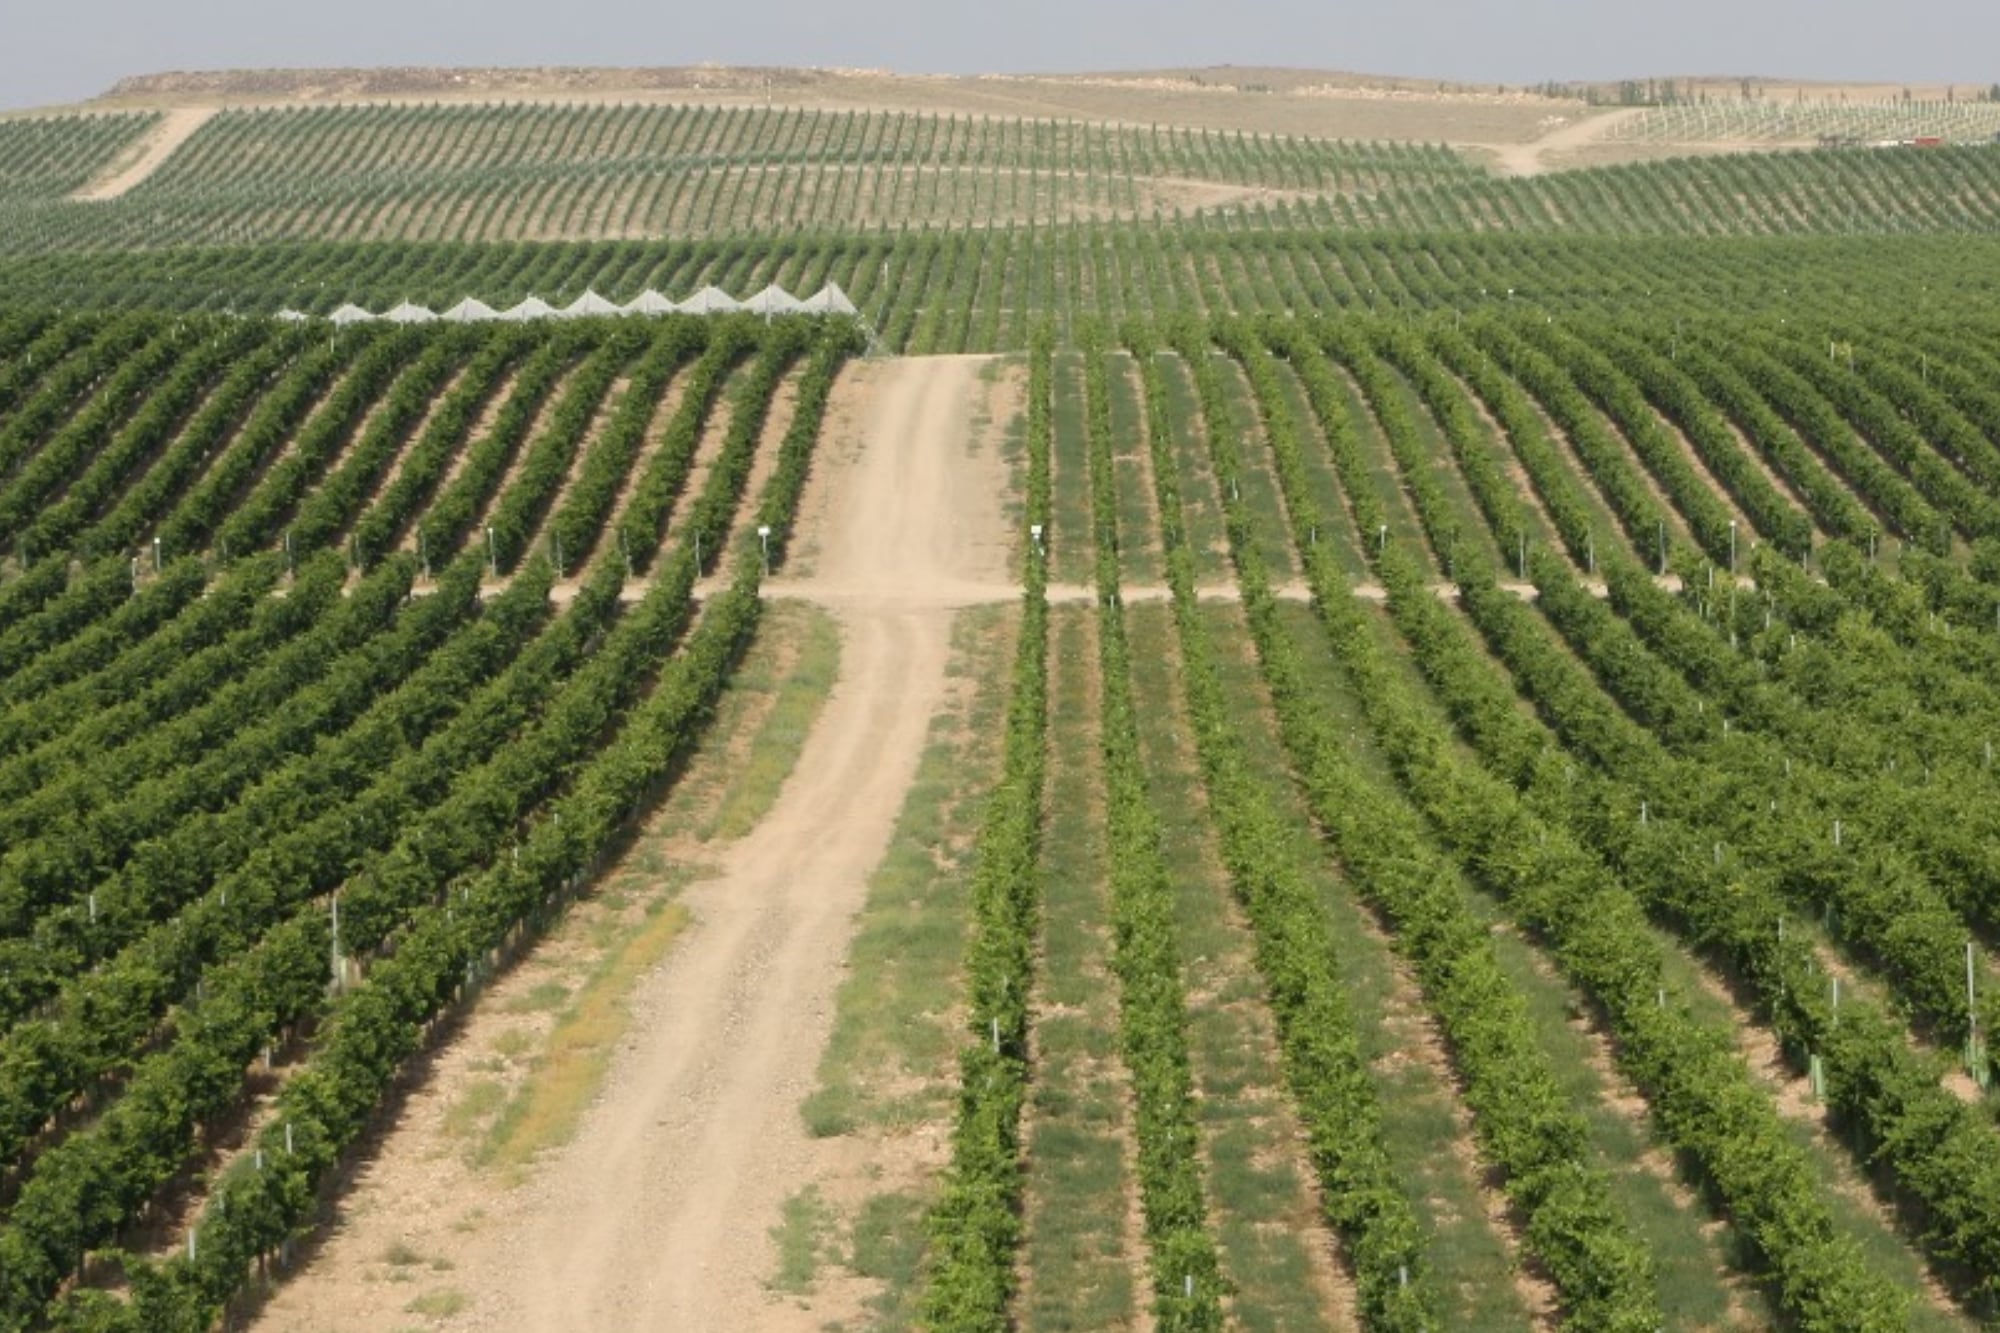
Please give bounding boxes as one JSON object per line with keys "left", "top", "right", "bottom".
{"left": 1459, "top": 553, "right": 2000, "bottom": 1313}
{"left": 1077, "top": 322, "right": 1226, "bottom": 1327}
{"left": 1607, "top": 101, "right": 2000, "bottom": 144}
{"left": 13, "top": 223, "right": 2000, "bottom": 354}
{"left": 0, "top": 556, "right": 210, "bottom": 709}
{"left": 1219, "top": 320, "right": 1924, "bottom": 1327}
{"left": 40, "top": 321, "right": 858, "bottom": 1332}
{"left": 1170, "top": 318, "right": 1659, "bottom": 1328}
{"left": 0, "top": 112, "right": 160, "bottom": 197}
{"left": 0, "top": 555, "right": 345, "bottom": 815}
{"left": 0, "top": 556, "right": 551, "bottom": 1165}
{"left": 919, "top": 325, "right": 1052, "bottom": 1328}
{"left": 0, "top": 102, "right": 1477, "bottom": 251}
{"left": 1264, "top": 307, "right": 2000, "bottom": 1314}
{"left": 0, "top": 321, "right": 859, "bottom": 1329}
{"left": 14, "top": 119, "right": 2000, "bottom": 252}
{"left": 1153, "top": 323, "right": 1506, "bottom": 1329}
{"left": 0, "top": 315, "right": 851, "bottom": 594}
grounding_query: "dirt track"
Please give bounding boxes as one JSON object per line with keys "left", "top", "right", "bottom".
{"left": 1488, "top": 106, "right": 1642, "bottom": 176}
{"left": 243, "top": 355, "right": 1007, "bottom": 1331}
{"left": 498, "top": 355, "right": 1001, "bottom": 1330}
{"left": 71, "top": 107, "right": 213, "bottom": 199}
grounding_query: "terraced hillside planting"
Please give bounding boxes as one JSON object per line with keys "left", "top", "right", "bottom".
{"left": 4, "top": 62, "right": 2000, "bottom": 1333}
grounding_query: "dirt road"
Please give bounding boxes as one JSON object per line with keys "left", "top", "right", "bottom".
{"left": 1487, "top": 106, "right": 1642, "bottom": 176}
{"left": 498, "top": 355, "right": 1003, "bottom": 1331}
{"left": 71, "top": 107, "right": 213, "bottom": 199}
{"left": 245, "top": 354, "right": 1008, "bottom": 1331}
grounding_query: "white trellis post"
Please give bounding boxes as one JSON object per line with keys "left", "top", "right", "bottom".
{"left": 1970, "top": 942, "right": 1987, "bottom": 1085}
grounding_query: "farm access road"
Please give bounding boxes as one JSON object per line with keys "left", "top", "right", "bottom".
{"left": 249, "top": 353, "right": 1011, "bottom": 1332}
{"left": 501, "top": 353, "right": 1008, "bottom": 1330}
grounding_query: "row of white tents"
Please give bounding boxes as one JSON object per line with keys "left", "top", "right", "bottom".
{"left": 278, "top": 282, "right": 860, "bottom": 325}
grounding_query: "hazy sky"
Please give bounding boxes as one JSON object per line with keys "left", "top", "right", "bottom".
{"left": 6, "top": 0, "right": 1999, "bottom": 110}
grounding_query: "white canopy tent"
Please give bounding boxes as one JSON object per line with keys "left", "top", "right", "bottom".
{"left": 678, "top": 286, "right": 742, "bottom": 315}
{"left": 382, "top": 301, "right": 439, "bottom": 325}
{"left": 441, "top": 297, "right": 500, "bottom": 323}
{"left": 799, "top": 282, "right": 859, "bottom": 316}
{"left": 622, "top": 289, "right": 678, "bottom": 316}
{"left": 274, "top": 308, "right": 310, "bottom": 323}
{"left": 743, "top": 283, "right": 805, "bottom": 317}
{"left": 497, "top": 296, "right": 558, "bottom": 323}
{"left": 561, "top": 289, "right": 622, "bottom": 319}
{"left": 290, "top": 284, "right": 866, "bottom": 325}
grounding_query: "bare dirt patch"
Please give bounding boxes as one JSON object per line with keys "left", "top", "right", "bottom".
{"left": 1485, "top": 108, "right": 1644, "bottom": 177}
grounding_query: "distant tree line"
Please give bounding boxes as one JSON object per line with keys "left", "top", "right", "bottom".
{"left": 1525, "top": 78, "right": 2000, "bottom": 106}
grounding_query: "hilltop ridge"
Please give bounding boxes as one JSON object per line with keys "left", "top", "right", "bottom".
{"left": 93, "top": 63, "right": 1987, "bottom": 112}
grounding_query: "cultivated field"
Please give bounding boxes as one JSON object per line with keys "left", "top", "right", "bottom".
{"left": 2, "top": 62, "right": 2000, "bottom": 1333}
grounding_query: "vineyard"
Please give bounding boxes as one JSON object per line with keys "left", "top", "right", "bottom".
{"left": 0, "top": 104, "right": 1481, "bottom": 249}
{"left": 5, "top": 64, "right": 2000, "bottom": 1333}
{"left": 1606, "top": 99, "right": 2000, "bottom": 145}
{"left": 921, "top": 313, "right": 2000, "bottom": 1333}
{"left": 6, "top": 101, "right": 2000, "bottom": 255}
{"left": 0, "top": 113, "right": 159, "bottom": 198}
{"left": 5, "top": 228, "right": 2000, "bottom": 363}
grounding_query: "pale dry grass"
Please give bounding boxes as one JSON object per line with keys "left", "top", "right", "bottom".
{"left": 477, "top": 901, "right": 692, "bottom": 1180}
